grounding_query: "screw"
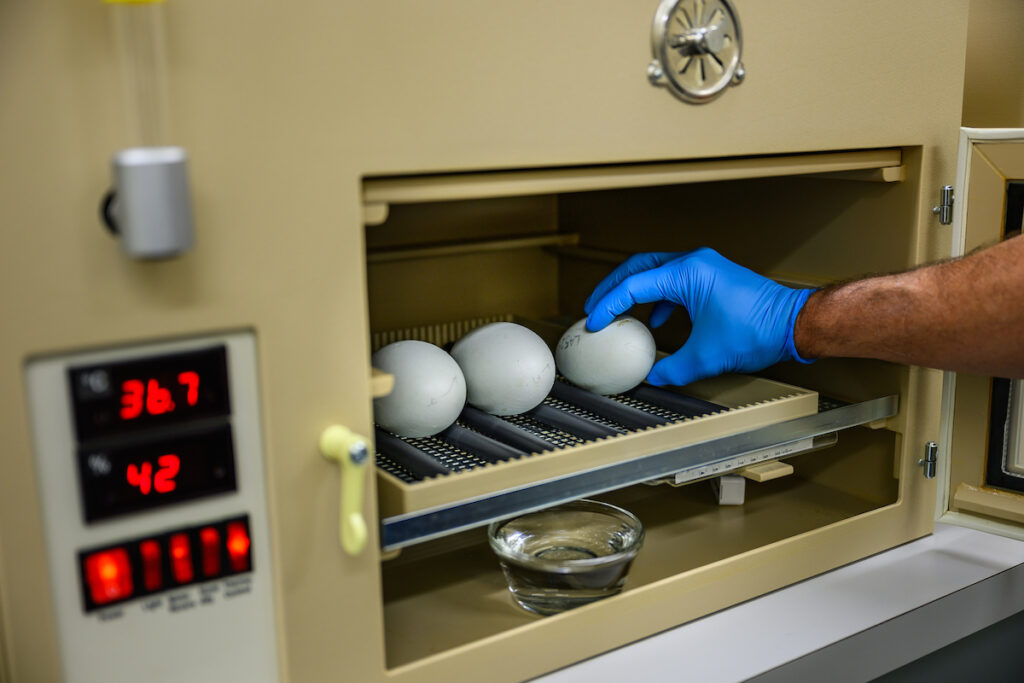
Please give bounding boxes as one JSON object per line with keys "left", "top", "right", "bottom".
{"left": 349, "top": 441, "right": 369, "bottom": 465}
{"left": 647, "top": 60, "right": 665, "bottom": 84}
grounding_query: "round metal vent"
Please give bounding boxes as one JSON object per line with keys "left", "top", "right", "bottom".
{"left": 647, "top": 0, "right": 744, "bottom": 104}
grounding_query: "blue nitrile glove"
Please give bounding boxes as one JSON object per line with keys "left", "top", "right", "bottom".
{"left": 583, "top": 248, "right": 815, "bottom": 387}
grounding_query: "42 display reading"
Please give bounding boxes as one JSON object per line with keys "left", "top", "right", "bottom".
{"left": 77, "top": 425, "right": 237, "bottom": 522}
{"left": 126, "top": 454, "right": 181, "bottom": 495}
{"left": 69, "top": 347, "right": 230, "bottom": 442}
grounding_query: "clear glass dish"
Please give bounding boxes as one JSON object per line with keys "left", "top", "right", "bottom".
{"left": 487, "top": 499, "right": 645, "bottom": 616}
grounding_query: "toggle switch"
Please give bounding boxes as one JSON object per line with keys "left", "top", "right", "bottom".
{"left": 84, "top": 547, "right": 133, "bottom": 606}
{"left": 139, "top": 539, "right": 163, "bottom": 592}
{"left": 169, "top": 533, "right": 194, "bottom": 584}
{"left": 226, "top": 521, "right": 251, "bottom": 573}
{"left": 200, "top": 526, "right": 221, "bottom": 577}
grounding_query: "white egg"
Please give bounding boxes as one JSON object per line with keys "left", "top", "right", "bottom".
{"left": 372, "top": 340, "right": 466, "bottom": 437}
{"left": 556, "top": 316, "right": 656, "bottom": 395}
{"left": 450, "top": 322, "right": 555, "bottom": 416}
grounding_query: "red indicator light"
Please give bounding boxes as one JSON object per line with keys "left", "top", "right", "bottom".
{"left": 84, "top": 548, "right": 133, "bottom": 605}
{"left": 226, "top": 522, "right": 251, "bottom": 573}
{"left": 139, "top": 540, "right": 163, "bottom": 591}
{"left": 199, "top": 527, "right": 221, "bottom": 577}
{"left": 169, "top": 533, "right": 194, "bottom": 584}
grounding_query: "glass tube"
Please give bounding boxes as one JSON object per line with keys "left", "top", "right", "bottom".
{"left": 109, "top": 1, "right": 171, "bottom": 147}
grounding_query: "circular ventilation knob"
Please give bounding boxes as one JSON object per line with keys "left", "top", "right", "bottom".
{"left": 648, "top": 0, "right": 744, "bottom": 104}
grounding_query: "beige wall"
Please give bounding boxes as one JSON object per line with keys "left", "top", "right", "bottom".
{"left": 963, "top": 0, "right": 1024, "bottom": 127}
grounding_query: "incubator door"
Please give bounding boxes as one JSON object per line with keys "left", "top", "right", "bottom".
{"left": 939, "top": 128, "right": 1024, "bottom": 535}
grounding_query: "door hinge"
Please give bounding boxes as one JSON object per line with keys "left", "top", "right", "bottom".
{"left": 919, "top": 441, "right": 938, "bottom": 479}
{"left": 932, "top": 185, "right": 954, "bottom": 225}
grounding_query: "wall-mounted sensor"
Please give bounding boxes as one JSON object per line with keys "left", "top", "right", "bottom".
{"left": 101, "top": 147, "right": 195, "bottom": 260}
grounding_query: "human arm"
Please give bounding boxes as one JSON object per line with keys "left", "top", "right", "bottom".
{"left": 584, "top": 236, "right": 1024, "bottom": 386}
{"left": 794, "top": 234, "right": 1024, "bottom": 377}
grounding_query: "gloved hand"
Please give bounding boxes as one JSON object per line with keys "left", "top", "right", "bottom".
{"left": 584, "top": 248, "right": 815, "bottom": 386}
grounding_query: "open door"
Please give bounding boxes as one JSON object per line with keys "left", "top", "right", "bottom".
{"left": 939, "top": 128, "right": 1024, "bottom": 537}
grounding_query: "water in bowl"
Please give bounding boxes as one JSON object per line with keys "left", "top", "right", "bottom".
{"left": 489, "top": 501, "right": 644, "bottom": 616}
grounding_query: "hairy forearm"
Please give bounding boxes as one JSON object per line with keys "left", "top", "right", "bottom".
{"left": 793, "top": 235, "right": 1024, "bottom": 378}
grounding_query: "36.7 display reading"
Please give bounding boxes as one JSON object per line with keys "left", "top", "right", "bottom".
{"left": 69, "top": 347, "right": 230, "bottom": 442}
{"left": 119, "top": 372, "right": 200, "bottom": 420}
{"left": 77, "top": 425, "right": 237, "bottom": 522}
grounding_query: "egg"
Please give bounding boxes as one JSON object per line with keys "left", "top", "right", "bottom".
{"left": 556, "top": 316, "right": 656, "bottom": 395}
{"left": 372, "top": 340, "right": 466, "bottom": 437}
{"left": 450, "top": 322, "right": 555, "bottom": 416}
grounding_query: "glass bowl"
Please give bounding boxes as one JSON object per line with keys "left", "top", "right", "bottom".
{"left": 487, "top": 499, "right": 645, "bottom": 616}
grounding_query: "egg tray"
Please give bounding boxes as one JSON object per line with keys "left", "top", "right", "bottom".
{"left": 374, "top": 380, "right": 723, "bottom": 484}
{"left": 370, "top": 314, "right": 820, "bottom": 518}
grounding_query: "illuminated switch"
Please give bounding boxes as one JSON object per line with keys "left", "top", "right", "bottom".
{"left": 169, "top": 533, "right": 194, "bottom": 584}
{"left": 199, "top": 526, "right": 221, "bottom": 577}
{"left": 84, "top": 548, "right": 133, "bottom": 606}
{"left": 226, "top": 521, "right": 251, "bottom": 573}
{"left": 138, "top": 539, "right": 163, "bottom": 591}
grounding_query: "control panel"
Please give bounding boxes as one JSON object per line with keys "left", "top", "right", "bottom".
{"left": 25, "top": 332, "right": 279, "bottom": 683}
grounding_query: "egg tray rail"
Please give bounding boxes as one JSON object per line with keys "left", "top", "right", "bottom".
{"left": 378, "top": 392, "right": 898, "bottom": 551}
{"left": 374, "top": 380, "right": 723, "bottom": 484}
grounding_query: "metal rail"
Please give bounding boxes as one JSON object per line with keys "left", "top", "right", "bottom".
{"left": 380, "top": 394, "right": 898, "bottom": 551}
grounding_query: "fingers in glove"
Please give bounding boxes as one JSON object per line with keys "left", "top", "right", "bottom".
{"left": 586, "top": 266, "right": 683, "bottom": 331}
{"left": 583, "top": 252, "right": 681, "bottom": 315}
{"left": 646, "top": 343, "right": 719, "bottom": 387}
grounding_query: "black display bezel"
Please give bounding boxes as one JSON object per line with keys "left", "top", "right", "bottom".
{"left": 77, "top": 423, "right": 238, "bottom": 523}
{"left": 68, "top": 346, "right": 231, "bottom": 443}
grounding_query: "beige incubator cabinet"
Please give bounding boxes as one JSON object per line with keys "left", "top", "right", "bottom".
{"left": 3, "top": 1, "right": 1024, "bottom": 681}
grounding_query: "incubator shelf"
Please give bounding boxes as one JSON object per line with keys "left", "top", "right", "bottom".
{"left": 368, "top": 315, "right": 899, "bottom": 551}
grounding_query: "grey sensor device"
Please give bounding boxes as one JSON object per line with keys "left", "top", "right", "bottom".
{"left": 102, "top": 147, "right": 195, "bottom": 259}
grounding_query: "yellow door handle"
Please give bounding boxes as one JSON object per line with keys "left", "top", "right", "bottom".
{"left": 319, "top": 425, "right": 371, "bottom": 556}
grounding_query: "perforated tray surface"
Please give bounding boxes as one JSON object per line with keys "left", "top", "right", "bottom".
{"left": 376, "top": 383, "right": 718, "bottom": 483}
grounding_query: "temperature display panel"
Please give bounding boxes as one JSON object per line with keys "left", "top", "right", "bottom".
{"left": 68, "top": 346, "right": 230, "bottom": 442}
{"left": 77, "top": 424, "right": 237, "bottom": 522}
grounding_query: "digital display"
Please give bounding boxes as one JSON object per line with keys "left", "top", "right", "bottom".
{"left": 68, "top": 346, "right": 230, "bottom": 443}
{"left": 77, "top": 424, "right": 237, "bottom": 522}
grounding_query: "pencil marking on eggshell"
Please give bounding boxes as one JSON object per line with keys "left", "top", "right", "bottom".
{"left": 556, "top": 316, "right": 656, "bottom": 395}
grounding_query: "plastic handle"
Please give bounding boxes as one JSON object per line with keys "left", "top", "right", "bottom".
{"left": 318, "top": 425, "right": 371, "bottom": 556}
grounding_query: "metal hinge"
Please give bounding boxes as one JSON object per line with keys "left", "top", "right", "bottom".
{"left": 919, "top": 441, "right": 938, "bottom": 479}
{"left": 932, "top": 185, "right": 954, "bottom": 225}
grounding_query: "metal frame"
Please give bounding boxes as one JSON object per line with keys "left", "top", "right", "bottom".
{"left": 381, "top": 394, "right": 899, "bottom": 550}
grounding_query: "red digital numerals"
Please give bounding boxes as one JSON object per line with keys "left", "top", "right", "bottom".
{"left": 126, "top": 455, "right": 181, "bottom": 496}
{"left": 119, "top": 371, "right": 201, "bottom": 421}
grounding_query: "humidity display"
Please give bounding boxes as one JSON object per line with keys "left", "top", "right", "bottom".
{"left": 77, "top": 424, "right": 237, "bottom": 522}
